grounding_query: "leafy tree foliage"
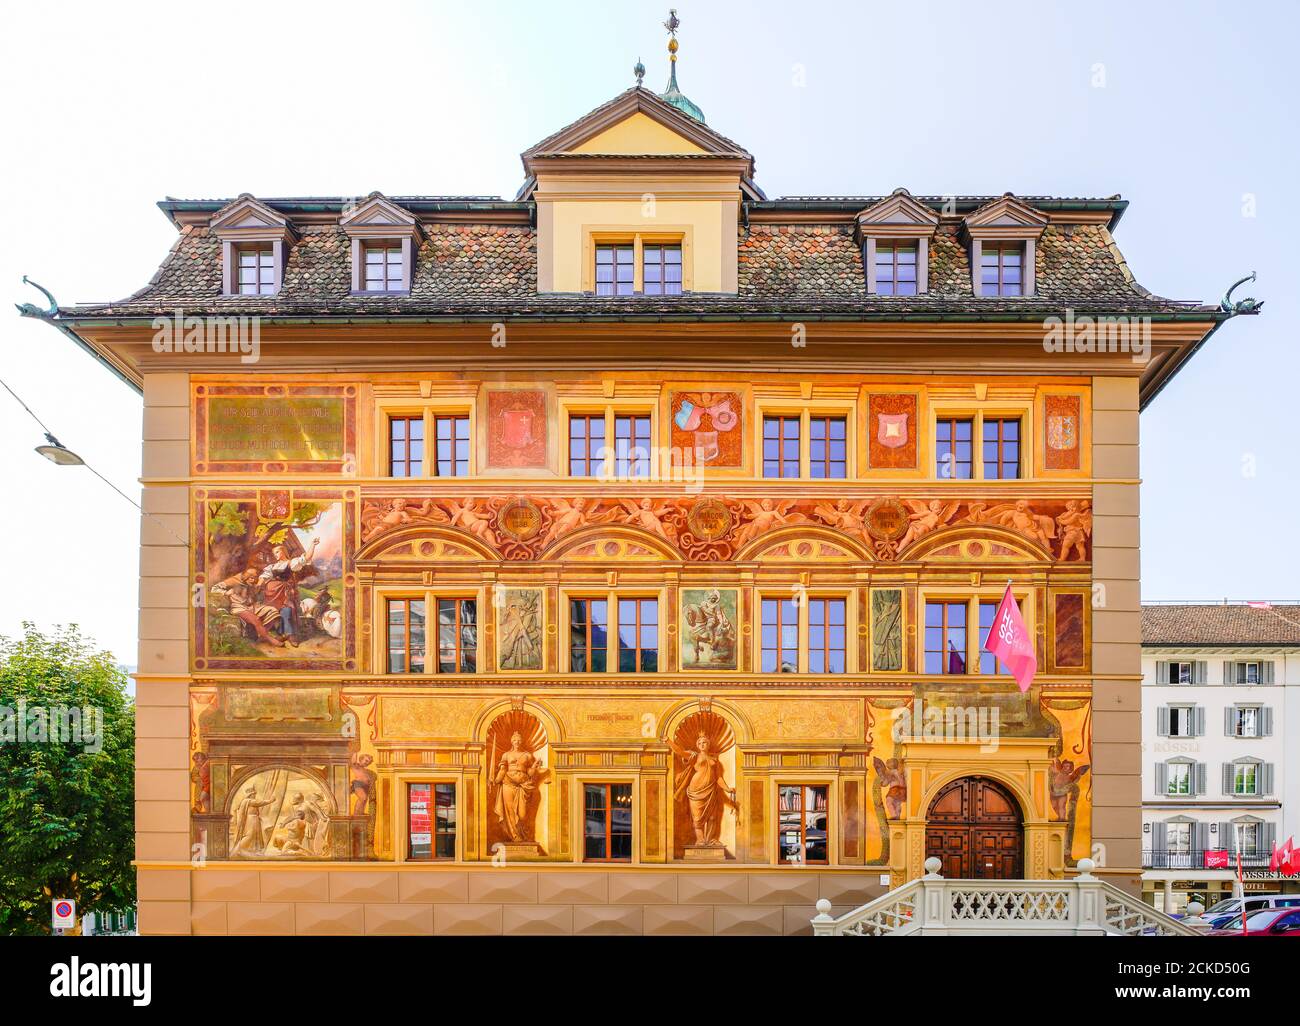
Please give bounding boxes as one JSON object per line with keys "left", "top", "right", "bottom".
{"left": 0, "top": 624, "right": 134, "bottom": 934}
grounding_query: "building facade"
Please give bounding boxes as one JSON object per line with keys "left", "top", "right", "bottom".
{"left": 1141, "top": 603, "right": 1300, "bottom": 913}
{"left": 33, "top": 46, "right": 1238, "bottom": 935}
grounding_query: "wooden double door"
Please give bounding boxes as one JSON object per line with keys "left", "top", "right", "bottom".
{"left": 924, "top": 776, "right": 1023, "bottom": 880}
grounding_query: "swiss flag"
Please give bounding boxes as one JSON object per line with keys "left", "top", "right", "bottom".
{"left": 983, "top": 583, "right": 1037, "bottom": 692}
{"left": 1273, "top": 836, "right": 1296, "bottom": 877}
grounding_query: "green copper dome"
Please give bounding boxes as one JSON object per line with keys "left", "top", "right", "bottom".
{"left": 660, "top": 62, "right": 705, "bottom": 123}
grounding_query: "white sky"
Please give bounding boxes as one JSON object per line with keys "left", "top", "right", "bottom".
{"left": 1, "top": 0, "right": 1296, "bottom": 665}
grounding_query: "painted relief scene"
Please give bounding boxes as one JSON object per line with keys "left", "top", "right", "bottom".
{"left": 680, "top": 588, "right": 738, "bottom": 670}
{"left": 202, "top": 496, "right": 346, "bottom": 661}
{"left": 229, "top": 768, "right": 335, "bottom": 858}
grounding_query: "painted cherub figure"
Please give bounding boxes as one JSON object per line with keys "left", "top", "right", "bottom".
{"left": 619, "top": 497, "right": 674, "bottom": 539}
{"left": 732, "top": 498, "right": 802, "bottom": 550}
{"left": 898, "top": 499, "right": 959, "bottom": 550}
{"left": 1055, "top": 500, "right": 1092, "bottom": 562}
{"left": 445, "top": 497, "right": 498, "bottom": 548}
{"left": 986, "top": 500, "right": 1056, "bottom": 552}
{"left": 873, "top": 756, "right": 907, "bottom": 820}
{"left": 1049, "top": 756, "right": 1090, "bottom": 821}
{"left": 813, "top": 498, "right": 869, "bottom": 537}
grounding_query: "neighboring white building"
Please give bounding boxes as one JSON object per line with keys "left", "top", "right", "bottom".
{"left": 1141, "top": 603, "right": 1300, "bottom": 912}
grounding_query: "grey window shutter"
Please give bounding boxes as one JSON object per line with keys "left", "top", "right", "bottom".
{"left": 1195, "top": 822, "right": 1210, "bottom": 851}
{"left": 1153, "top": 822, "right": 1167, "bottom": 851}
{"left": 1225, "top": 706, "right": 1235, "bottom": 736}
{"left": 1221, "top": 821, "right": 1235, "bottom": 850}
{"left": 1264, "top": 822, "right": 1277, "bottom": 854}
{"left": 1156, "top": 762, "right": 1168, "bottom": 793}
{"left": 1263, "top": 707, "right": 1274, "bottom": 736}
{"left": 1262, "top": 661, "right": 1275, "bottom": 684}
{"left": 1224, "top": 661, "right": 1235, "bottom": 685}
{"left": 1262, "top": 763, "right": 1275, "bottom": 796}
{"left": 1223, "top": 763, "right": 1233, "bottom": 795}
{"left": 1194, "top": 762, "right": 1207, "bottom": 796}
{"left": 1194, "top": 660, "right": 1208, "bottom": 684}
{"left": 1156, "top": 660, "right": 1168, "bottom": 683}
{"left": 1157, "top": 706, "right": 1170, "bottom": 736}
{"left": 1193, "top": 706, "right": 1205, "bottom": 736}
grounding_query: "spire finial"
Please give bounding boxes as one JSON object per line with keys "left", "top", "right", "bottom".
{"left": 634, "top": 56, "right": 645, "bottom": 87}
{"left": 657, "top": 8, "right": 705, "bottom": 122}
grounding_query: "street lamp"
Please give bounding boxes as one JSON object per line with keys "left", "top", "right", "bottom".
{"left": 35, "top": 431, "right": 84, "bottom": 466}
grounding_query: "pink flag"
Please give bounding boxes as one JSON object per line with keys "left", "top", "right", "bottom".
{"left": 1248, "top": 601, "right": 1272, "bottom": 610}
{"left": 983, "top": 583, "right": 1036, "bottom": 692}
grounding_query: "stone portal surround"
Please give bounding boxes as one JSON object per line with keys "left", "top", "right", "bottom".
{"left": 138, "top": 865, "right": 887, "bottom": 936}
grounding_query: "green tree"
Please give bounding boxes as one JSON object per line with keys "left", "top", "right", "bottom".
{"left": 0, "top": 624, "right": 135, "bottom": 935}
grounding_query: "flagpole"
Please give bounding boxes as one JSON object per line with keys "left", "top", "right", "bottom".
{"left": 1239, "top": 851, "right": 1248, "bottom": 936}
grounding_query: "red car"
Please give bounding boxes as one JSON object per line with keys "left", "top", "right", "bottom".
{"left": 1208, "top": 908, "right": 1300, "bottom": 936}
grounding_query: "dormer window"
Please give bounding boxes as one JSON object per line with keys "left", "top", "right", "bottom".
{"left": 642, "top": 244, "right": 683, "bottom": 295}
{"left": 341, "top": 193, "right": 422, "bottom": 296}
{"left": 591, "top": 235, "right": 687, "bottom": 295}
{"left": 962, "top": 194, "right": 1047, "bottom": 299}
{"left": 595, "top": 244, "right": 635, "bottom": 296}
{"left": 236, "top": 244, "right": 276, "bottom": 296}
{"left": 363, "top": 243, "right": 405, "bottom": 293}
{"left": 211, "top": 194, "right": 296, "bottom": 297}
{"left": 980, "top": 242, "right": 1024, "bottom": 297}
{"left": 856, "top": 189, "right": 938, "bottom": 297}
{"left": 874, "top": 243, "right": 918, "bottom": 296}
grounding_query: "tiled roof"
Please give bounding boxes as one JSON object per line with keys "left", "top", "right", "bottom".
{"left": 60, "top": 216, "right": 1216, "bottom": 320}
{"left": 1142, "top": 605, "right": 1300, "bottom": 646}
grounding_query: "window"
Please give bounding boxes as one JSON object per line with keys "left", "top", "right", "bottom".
{"left": 569, "top": 415, "right": 606, "bottom": 477}
{"left": 1233, "top": 763, "right": 1259, "bottom": 796}
{"left": 1167, "top": 762, "right": 1192, "bottom": 796}
{"left": 617, "top": 598, "right": 658, "bottom": 673}
{"left": 389, "top": 416, "right": 424, "bottom": 477}
{"left": 977, "top": 600, "right": 1018, "bottom": 675}
{"left": 433, "top": 415, "right": 470, "bottom": 477}
{"left": 1166, "top": 821, "right": 1192, "bottom": 854}
{"left": 1166, "top": 661, "right": 1194, "bottom": 685}
{"left": 642, "top": 245, "right": 682, "bottom": 296}
{"left": 935, "top": 418, "right": 973, "bottom": 480}
{"left": 569, "top": 598, "right": 609, "bottom": 672}
{"left": 1233, "top": 707, "right": 1261, "bottom": 738}
{"left": 362, "top": 242, "right": 404, "bottom": 292}
{"left": 1234, "top": 821, "right": 1260, "bottom": 856}
{"left": 408, "top": 782, "right": 455, "bottom": 860}
{"left": 761, "top": 597, "right": 799, "bottom": 673}
{"left": 386, "top": 598, "right": 426, "bottom": 674}
{"left": 1167, "top": 707, "right": 1196, "bottom": 738}
{"left": 1241, "top": 662, "right": 1260, "bottom": 685}
{"left": 762, "top": 416, "right": 801, "bottom": 478}
{"left": 874, "top": 243, "right": 918, "bottom": 296}
{"left": 981, "top": 418, "right": 1021, "bottom": 479}
{"left": 435, "top": 598, "right": 477, "bottom": 673}
{"left": 236, "top": 245, "right": 276, "bottom": 295}
{"left": 595, "top": 244, "right": 635, "bottom": 296}
{"left": 777, "top": 785, "right": 829, "bottom": 865}
{"left": 583, "top": 783, "right": 632, "bottom": 861}
{"left": 925, "top": 601, "right": 968, "bottom": 674}
{"left": 614, "top": 414, "right": 651, "bottom": 479}
{"left": 809, "top": 417, "right": 848, "bottom": 479}
{"left": 980, "top": 242, "right": 1024, "bottom": 297}
{"left": 808, "top": 598, "right": 847, "bottom": 674}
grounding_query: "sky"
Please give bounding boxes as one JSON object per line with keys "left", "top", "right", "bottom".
{"left": 0, "top": 0, "right": 1295, "bottom": 665}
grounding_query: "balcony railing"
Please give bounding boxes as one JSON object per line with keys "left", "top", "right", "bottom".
{"left": 1142, "top": 849, "right": 1271, "bottom": 870}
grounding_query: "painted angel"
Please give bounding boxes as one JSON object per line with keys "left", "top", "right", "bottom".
{"left": 1055, "top": 500, "right": 1092, "bottom": 562}
{"left": 897, "top": 499, "right": 959, "bottom": 550}
{"left": 539, "top": 496, "right": 611, "bottom": 549}
{"left": 618, "top": 497, "right": 674, "bottom": 539}
{"left": 813, "top": 498, "right": 869, "bottom": 537}
{"left": 732, "top": 498, "right": 804, "bottom": 550}
{"left": 445, "top": 497, "right": 498, "bottom": 548}
{"left": 984, "top": 500, "right": 1056, "bottom": 552}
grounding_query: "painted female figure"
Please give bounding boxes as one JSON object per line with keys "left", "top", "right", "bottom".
{"left": 666, "top": 731, "right": 738, "bottom": 846}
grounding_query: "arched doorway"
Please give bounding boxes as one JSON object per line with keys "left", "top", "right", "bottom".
{"left": 924, "top": 776, "right": 1023, "bottom": 879}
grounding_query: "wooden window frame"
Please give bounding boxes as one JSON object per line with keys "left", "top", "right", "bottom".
{"left": 641, "top": 243, "right": 684, "bottom": 296}
{"left": 807, "top": 414, "right": 849, "bottom": 480}
{"left": 758, "top": 591, "right": 854, "bottom": 674}
{"left": 567, "top": 596, "right": 610, "bottom": 673}
{"left": 374, "top": 587, "right": 482, "bottom": 676}
{"left": 760, "top": 594, "right": 800, "bottom": 673}
{"left": 921, "top": 590, "right": 1032, "bottom": 677}
{"left": 385, "top": 596, "right": 427, "bottom": 675}
{"left": 435, "top": 597, "right": 478, "bottom": 674}
{"left": 560, "top": 400, "right": 658, "bottom": 481}
{"left": 775, "top": 782, "right": 831, "bottom": 866}
{"left": 582, "top": 781, "right": 634, "bottom": 863}
{"left": 873, "top": 241, "right": 919, "bottom": 297}
{"left": 431, "top": 413, "right": 471, "bottom": 478}
{"left": 387, "top": 414, "right": 425, "bottom": 478}
{"left": 981, "top": 416, "right": 1022, "bottom": 480}
{"left": 406, "top": 780, "right": 457, "bottom": 861}
{"left": 235, "top": 243, "right": 277, "bottom": 296}
{"left": 754, "top": 400, "right": 857, "bottom": 481}
{"left": 930, "top": 404, "right": 1032, "bottom": 481}
{"left": 979, "top": 241, "right": 1025, "bottom": 297}
{"left": 616, "top": 595, "right": 659, "bottom": 674}
{"left": 586, "top": 230, "right": 691, "bottom": 295}
{"left": 361, "top": 241, "right": 405, "bottom": 293}
{"left": 374, "top": 401, "right": 476, "bottom": 480}
{"left": 807, "top": 596, "right": 848, "bottom": 674}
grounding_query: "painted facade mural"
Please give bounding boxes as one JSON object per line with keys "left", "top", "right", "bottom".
{"left": 185, "top": 376, "right": 1097, "bottom": 883}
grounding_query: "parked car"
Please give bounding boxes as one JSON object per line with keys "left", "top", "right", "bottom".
{"left": 1207, "top": 908, "right": 1300, "bottom": 936}
{"left": 1203, "top": 894, "right": 1300, "bottom": 930}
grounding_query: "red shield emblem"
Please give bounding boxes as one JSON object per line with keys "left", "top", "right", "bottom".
{"left": 502, "top": 408, "right": 534, "bottom": 450}
{"left": 877, "top": 413, "right": 908, "bottom": 449}
{"left": 1047, "top": 414, "right": 1076, "bottom": 451}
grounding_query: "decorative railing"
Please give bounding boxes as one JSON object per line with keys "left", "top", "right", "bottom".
{"left": 813, "top": 859, "right": 1200, "bottom": 937}
{"left": 1142, "top": 849, "right": 1269, "bottom": 870}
